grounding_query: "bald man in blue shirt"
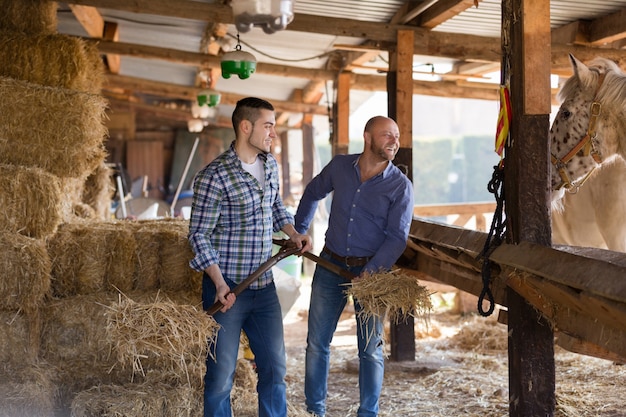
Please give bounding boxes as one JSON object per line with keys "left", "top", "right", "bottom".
{"left": 295, "top": 115, "right": 414, "bottom": 417}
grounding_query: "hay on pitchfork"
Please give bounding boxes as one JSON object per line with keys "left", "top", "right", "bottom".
{"left": 104, "top": 291, "right": 220, "bottom": 386}
{"left": 0, "top": 76, "right": 108, "bottom": 179}
{"left": 346, "top": 269, "right": 433, "bottom": 325}
{"left": 0, "top": 164, "right": 64, "bottom": 239}
{"left": 0, "top": 30, "right": 104, "bottom": 93}
{"left": 0, "top": 232, "right": 51, "bottom": 312}
{"left": 0, "top": 0, "right": 57, "bottom": 35}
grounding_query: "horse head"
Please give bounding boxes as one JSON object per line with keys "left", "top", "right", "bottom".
{"left": 550, "top": 54, "right": 626, "bottom": 204}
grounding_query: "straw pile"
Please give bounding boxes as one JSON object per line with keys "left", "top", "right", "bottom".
{"left": 0, "top": 0, "right": 57, "bottom": 35}
{"left": 346, "top": 269, "right": 433, "bottom": 325}
{"left": 0, "top": 232, "right": 51, "bottom": 312}
{"left": 0, "top": 30, "right": 104, "bottom": 93}
{"left": 0, "top": 363, "right": 57, "bottom": 417}
{"left": 48, "top": 220, "right": 138, "bottom": 297}
{"left": 104, "top": 292, "right": 219, "bottom": 385}
{"left": 0, "top": 76, "right": 108, "bottom": 179}
{"left": 0, "top": 164, "right": 64, "bottom": 238}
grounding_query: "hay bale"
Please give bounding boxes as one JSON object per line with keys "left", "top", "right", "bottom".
{"left": 0, "top": 363, "right": 57, "bottom": 417}
{"left": 0, "top": 30, "right": 105, "bottom": 93}
{"left": 0, "top": 76, "right": 108, "bottom": 179}
{"left": 0, "top": 164, "right": 63, "bottom": 238}
{"left": 41, "top": 293, "right": 118, "bottom": 366}
{"left": 58, "top": 175, "right": 88, "bottom": 223}
{"left": 0, "top": 232, "right": 51, "bottom": 312}
{"left": 155, "top": 219, "right": 202, "bottom": 292}
{"left": 70, "top": 382, "right": 202, "bottom": 417}
{"left": 0, "top": 0, "right": 57, "bottom": 35}
{"left": 48, "top": 220, "right": 137, "bottom": 297}
{"left": 104, "top": 292, "right": 219, "bottom": 386}
{"left": 82, "top": 162, "right": 114, "bottom": 221}
{"left": 132, "top": 219, "right": 202, "bottom": 292}
{"left": 0, "top": 310, "right": 40, "bottom": 365}
{"left": 130, "top": 221, "right": 162, "bottom": 290}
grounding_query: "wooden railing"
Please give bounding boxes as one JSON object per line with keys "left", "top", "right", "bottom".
{"left": 413, "top": 202, "right": 497, "bottom": 232}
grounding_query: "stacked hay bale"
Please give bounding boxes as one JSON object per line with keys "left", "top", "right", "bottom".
{"left": 0, "top": 1, "right": 106, "bottom": 415}
{"left": 44, "top": 219, "right": 206, "bottom": 414}
{"left": 0, "top": 2, "right": 208, "bottom": 415}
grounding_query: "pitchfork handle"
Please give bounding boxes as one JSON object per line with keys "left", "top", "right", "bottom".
{"left": 272, "top": 239, "right": 357, "bottom": 281}
{"left": 206, "top": 245, "right": 301, "bottom": 315}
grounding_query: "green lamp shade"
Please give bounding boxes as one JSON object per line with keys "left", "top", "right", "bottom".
{"left": 197, "top": 90, "right": 221, "bottom": 107}
{"left": 221, "top": 59, "right": 257, "bottom": 80}
{"left": 221, "top": 50, "right": 257, "bottom": 80}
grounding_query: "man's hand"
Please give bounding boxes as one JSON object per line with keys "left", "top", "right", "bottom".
{"left": 289, "top": 232, "right": 313, "bottom": 254}
{"left": 206, "top": 264, "right": 236, "bottom": 313}
{"left": 215, "top": 282, "right": 236, "bottom": 312}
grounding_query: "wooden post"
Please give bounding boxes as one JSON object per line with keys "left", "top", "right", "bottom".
{"left": 279, "top": 130, "right": 291, "bottom": 203}
{"left": 387, "top": 30, "right": 416, "bottom": 362}
{"left": 301, "top": 114, "right": 317, "bottom": 277}
{"left": 334, "top": 72, "right": 351, "bottom": 156}
{"left": 502, "top": 0, "right": 555, "bottom": 415}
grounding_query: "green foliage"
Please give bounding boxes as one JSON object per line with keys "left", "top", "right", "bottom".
{"left": 412, "top": 135, "right": 501, "bottom": 204}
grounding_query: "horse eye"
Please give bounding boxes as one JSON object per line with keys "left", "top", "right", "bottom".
{"left": 561, "top": 109, "right": 571, "bottom": 119}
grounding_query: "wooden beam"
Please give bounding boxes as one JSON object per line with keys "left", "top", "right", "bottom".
{"left": 103, "top": 21, "right": 120, "bottom": 74}
{"left": 418, "top": 0, "right": 480, "bottom": 29}
{"left": 65, "top": 0, "right": 626, "bottom": 64}
{"left": 551, "top": 21, "right": 591, "bottom": 45}
{"left": 68, "top": 4, "right": 104, "bottom": 37}
{"left": 104, "top": 74, "right": 329, "bottom": 115}
{"left": 523, "top": 0, "right": 551, "bottom": 115}
{"left": 395, "top": 30, "right": 414, "bottom": 153}
{"left": 504, "top": 0, "right": 555, "bottom": 414}
{"left": 589, "top": 8, "right": 626, "bottom": 45}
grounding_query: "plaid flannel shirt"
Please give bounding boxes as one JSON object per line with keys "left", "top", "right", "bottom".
{"left": 188, "top": 142, "right": 292, "bottom": 289}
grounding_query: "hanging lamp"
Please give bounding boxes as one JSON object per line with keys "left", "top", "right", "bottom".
{"left": 231, "top": 0, "right": 295, "bottom": 34}
{"left": 221, "top": 33, "right": 257, "bottom": 79}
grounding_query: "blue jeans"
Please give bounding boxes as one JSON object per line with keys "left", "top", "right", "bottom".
{"left": 304, "top": 252, "right": 385, "bottom": 417}
{"left": 203, "top": 274, "right": 287, "bottom": 417}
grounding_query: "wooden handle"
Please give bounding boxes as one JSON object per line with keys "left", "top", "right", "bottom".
{"left": 272, "top": 239, "right": 356, "bottom": 281}
{"left": 206, "top": 244, "right": 301, "bottom": 315}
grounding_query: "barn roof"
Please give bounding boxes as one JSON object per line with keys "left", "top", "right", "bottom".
{"left": 55, "top": 0, "right": 626, "bottom": 129}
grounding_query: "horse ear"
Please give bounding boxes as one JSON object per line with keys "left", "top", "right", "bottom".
{"left": 569, "top": 54, "right": 594, "bottom": 88}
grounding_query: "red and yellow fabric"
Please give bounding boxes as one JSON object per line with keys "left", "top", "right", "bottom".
{"left": 495, "top": 85, "right": 511, "bottom": 160}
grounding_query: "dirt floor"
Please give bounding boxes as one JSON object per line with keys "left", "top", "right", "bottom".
{"left": 280, "top": 278, "right": 626, "bottom": 417}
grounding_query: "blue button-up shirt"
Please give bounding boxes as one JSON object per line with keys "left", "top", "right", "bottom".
{"left": 295, "top": 154, "right": 414, "bottom": 273}
{"left": 188, "top": 142, "right": 293, "bottom": 288}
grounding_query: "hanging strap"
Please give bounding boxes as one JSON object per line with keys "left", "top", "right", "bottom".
{"left": 477, "top": 162, "right": 506, "bottom": 316}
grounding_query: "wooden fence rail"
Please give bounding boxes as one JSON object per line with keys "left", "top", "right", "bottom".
{"left": 397, "top": 217, "right": 626, "bottom": 363}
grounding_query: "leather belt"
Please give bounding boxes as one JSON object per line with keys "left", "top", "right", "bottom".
{"left": 322, "top": 246, "right": 371, "bottom": 267}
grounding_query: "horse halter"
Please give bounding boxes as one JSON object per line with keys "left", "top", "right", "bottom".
{"left": 551, "top": 72, "right": 606, "bottom": 192}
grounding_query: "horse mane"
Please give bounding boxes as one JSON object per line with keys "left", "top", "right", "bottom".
{"left": 558, "top": 57, "right": 626, "bottom": 113}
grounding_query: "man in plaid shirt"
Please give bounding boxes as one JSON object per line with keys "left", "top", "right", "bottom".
{"left": 189, "top": 97, "right": 312, "bottom": 417}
